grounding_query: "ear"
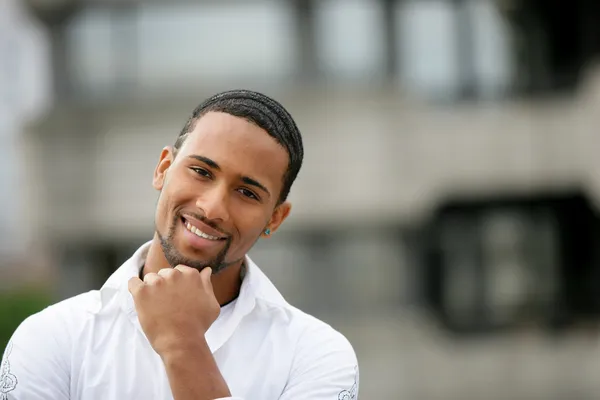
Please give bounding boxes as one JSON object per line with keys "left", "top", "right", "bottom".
{"left": 153, "top": 146, "right": 175, "bottom": 191}
{"left": 262, "top": 202, "right": 292, "bottom": 238}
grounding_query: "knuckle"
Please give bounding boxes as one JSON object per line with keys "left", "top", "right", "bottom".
{"left": 157, "top": 268, "right": 174, "bottom": 279}
{"left": 180, "top": 266, "right": 201, "bottom": 279}
{"left": 144, "top": 273, "right": 163, "bottom": 286}
{"left": 174, "top": 265, "right": 192, "bottom": 274}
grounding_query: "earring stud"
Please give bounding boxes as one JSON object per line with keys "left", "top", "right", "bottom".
{"left": 264, "top": 228, "right": 271, "bottom": 236}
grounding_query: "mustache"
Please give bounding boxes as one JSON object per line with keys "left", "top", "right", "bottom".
{"left": 177, "top": 211, "right": 231, "bottom": 238}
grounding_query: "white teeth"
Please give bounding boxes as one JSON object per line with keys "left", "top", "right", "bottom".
{"left": 185, "top": 221, "right": 220, "bottom": 241}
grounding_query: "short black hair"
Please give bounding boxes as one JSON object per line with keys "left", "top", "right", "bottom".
{"left": 174, "top": 89, "right": 304, "bottom": 204}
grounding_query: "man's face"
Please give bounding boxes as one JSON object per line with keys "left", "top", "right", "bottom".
{"left": 152, "top": 111, "right": 291, "bottom": 273}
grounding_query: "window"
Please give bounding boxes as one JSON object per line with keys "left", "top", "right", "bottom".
{"left": 314, "top": 0, "right": 385, "bottom": 82}
{"left": 68, "top": 3, "right": 297, "bottom": 98}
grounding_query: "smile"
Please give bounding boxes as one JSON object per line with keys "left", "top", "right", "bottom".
{"left": 183, "top": 218, "right": 225, "bottom": 241}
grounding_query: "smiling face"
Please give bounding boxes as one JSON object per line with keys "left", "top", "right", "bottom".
{"left": 152, "top": 111, "right": 292, "bottom": 273}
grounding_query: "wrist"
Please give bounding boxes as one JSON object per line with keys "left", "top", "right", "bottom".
{"left": 158, "top": 334, "right": 232, "bottom": 399}
{"left": 155, "top": 334, "right": 209, "bottom": 359}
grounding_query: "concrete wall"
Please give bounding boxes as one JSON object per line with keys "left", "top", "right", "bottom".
{"left": 24, "top": 81, "right": 600, "bottom": 244}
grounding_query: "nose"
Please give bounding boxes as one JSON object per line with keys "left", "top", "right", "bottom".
{"left": 196, "top": 184, "right": 230, "bottom": 223}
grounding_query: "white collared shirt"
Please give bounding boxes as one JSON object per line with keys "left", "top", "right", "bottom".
{"left": 1, "top": 242, "right": 359, "bottom": 400}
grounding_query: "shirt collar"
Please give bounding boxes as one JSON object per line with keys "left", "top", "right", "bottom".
{"left": 98, "top": 240, "right": 286, "bottom": 353}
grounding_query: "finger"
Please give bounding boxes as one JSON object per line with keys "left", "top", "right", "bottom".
{"left": 200, "top": 267, "right": 212, "bottom": 279}
{"left": 128, "top": 277, "right": 144, "bottom": 295}
{"left": 174, "top": 264, "right": 196, "bottom": 274}
{"left": 200, "top": 267, "right": 213, "bottom": 289}
{"left": 143, "top": 272, "right": 162, "bottom": 285}
{"left": 157, "top": 268, "right": 176, "bottom": 279}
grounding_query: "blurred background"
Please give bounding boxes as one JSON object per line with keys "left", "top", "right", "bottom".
{"left": 3, "top": 0, "right": 600, "bottom": 398}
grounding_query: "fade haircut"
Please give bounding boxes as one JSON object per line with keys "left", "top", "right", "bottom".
{"left": 174, "top": 90, "right": 304, "bottom": 204}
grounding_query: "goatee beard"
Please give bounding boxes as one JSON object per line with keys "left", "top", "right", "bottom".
{"left": 156, "top": 214, "right": 236, "bottom": 274}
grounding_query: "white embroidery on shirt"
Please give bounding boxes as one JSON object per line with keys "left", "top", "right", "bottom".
{"left": 337, "top": 365, "right": 358, "bottom": 400}
{"left": 0, "top": 341, "right": 18, "bottom": 400}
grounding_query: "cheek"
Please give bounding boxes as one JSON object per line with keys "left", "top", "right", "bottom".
{"left": 231, "top": 207, "right": 271, "bottom": 240}
{"left": 155, "top": 181, "right": 180, "bottom": 226}
{"left": 154, "top": 191, "right": 169, "bottom": 229}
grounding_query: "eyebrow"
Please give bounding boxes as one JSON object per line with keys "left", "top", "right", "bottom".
{"left": 188, "top": 154, "right": 271, "bottom": 197}
{"left": 241, "top": 176, "right": 271, "bottom": 197}
{"left": 188, "top": 155, "right": 220, "bottom": 170}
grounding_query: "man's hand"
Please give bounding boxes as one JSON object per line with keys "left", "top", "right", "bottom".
{"left": 128, "top": 266, "right": 232, "bottom": 399}
{"left": 128, "top": 266, "right": 220, "bottom": 356}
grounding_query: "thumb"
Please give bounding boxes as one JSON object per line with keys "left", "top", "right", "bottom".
{"left": 200, "top": 267, "right": 213, "bottom": 290}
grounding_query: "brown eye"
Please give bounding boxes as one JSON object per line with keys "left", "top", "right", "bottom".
{"left": 238, "top": 188, "right": 259, "bottom": 200}
{"left": 191, "top": 167, "right": 211, "bottom": 178}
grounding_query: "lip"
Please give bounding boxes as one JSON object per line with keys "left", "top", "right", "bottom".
{"left": 180, "top": 217, "right": 227, "bottom": 251}
{"left": 181, "top": 215, "right": 227, "bottom": 239}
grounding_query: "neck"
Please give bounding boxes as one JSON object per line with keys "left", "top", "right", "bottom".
{"left": 143, "top": 235, "right": 244, "bottom": 306}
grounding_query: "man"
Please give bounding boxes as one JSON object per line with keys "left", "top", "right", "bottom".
{"left": 1, "top": 90, "right": 359, "bottom": 400}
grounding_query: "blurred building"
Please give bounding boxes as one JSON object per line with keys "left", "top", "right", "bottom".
{"left": 0, "top": 0, "right": 50, "bottom": 264}
{"left": 5, "top": 0, "right": 600, "bottom": 398}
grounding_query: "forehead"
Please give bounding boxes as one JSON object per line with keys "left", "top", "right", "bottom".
{"left": 179, "top": 111, "right": 289, "bottom": 183}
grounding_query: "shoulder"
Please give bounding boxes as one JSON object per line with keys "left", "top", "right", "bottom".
{"left": 259, "top": 303, "right": 360, "bottom": 399}
{"left": 250, "top": 266, "right": 357, "bottom": 364}
{"left": 18, "top": 290, "right": 100, "bottom": 332}
{"left": 249, "top": 266, "right": 356, "bottom": 359}
{"left": 257, "top": 299, "right": 357, "bottom": 367}
{"left": 292, "top": 308, "right": 357, "bottom": 368}
{"left": 2, "top": 291, "right": 100, "bottom": 399}
{"left": 247, "top": 262, "right": 359, "bottom": 395}
{"left": 9, "top": 290, "right": 100, "bottom": 355}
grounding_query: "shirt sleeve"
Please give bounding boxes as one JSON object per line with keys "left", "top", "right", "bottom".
{"left": 1, "top": 307, "right": 71, "bottom": 400}
{"left": 278, "top": 324, "right": 359, "bottom": 400}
